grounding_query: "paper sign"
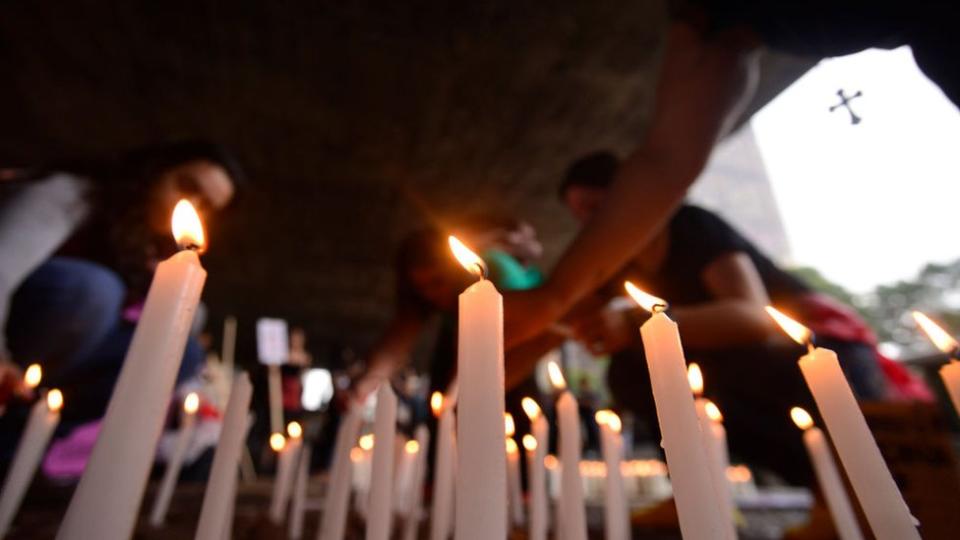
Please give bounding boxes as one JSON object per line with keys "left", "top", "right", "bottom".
{"left": 256, "top": 318, "right": 289, "bottom": 365}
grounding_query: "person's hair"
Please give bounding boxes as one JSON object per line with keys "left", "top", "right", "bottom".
{"left": 558, "top": 151, "right": 620, "bottom": 198}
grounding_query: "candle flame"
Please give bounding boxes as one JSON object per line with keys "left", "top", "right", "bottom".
{"left": 596, "top": 409, "right": 622, "bottom": 433}
{"left": 171, "top": 199, "right": 206, "bottom": 251}
{"left": 269, "top": 432, "right": 286, "bottom": 452}
{"left": 765, "top": 306, "right": 812, "bottom": 346}
{"left": 359, "top": 434, "right": 375, "bottom": 451}
{"left": 505, "top": 437, "right": 518, "bottom": 454}
{"left": 24, "top": 363, "right": 42, "bottom": 389}
{"left": 405, "top": 440, "right": 420, "bottom": 454}
{"left": 790, "top": 406, "right": 813, "bottom": 430}
{"left": 183, "top": 392, "right": 200, "bottom": 414}
{"left": 726, "top": 465, "right": 753, "bottom": 483}
{"left": 46, "top": 389, "right": 63, "bottom": 412}
{"left": 504, "top": 413, "right": 516, "bottom": 437}
{"left": 704, "top": 400, "right": 723, "bottom": 423}
{"left": 624, "top": 281, "right": 667, "bottom": 313}
{"left": 687, "top": 363, "right": 704, "bottom": 396}
{"left": 912, "top": 311, "right": 959, "bottom": 354}
{"left": 349, "top": 447, "right": 364, "bottom": 463}
{"left": 543, "top": 454, "right": 558, "bottom": 470}
{"left": 522, "top": 434, "right": 538, "bottom": 452}
{"left": 547, "top": 360, "right": 567, "bottom": 391}
{"left": 521, "top": 397, "right": 542, "bottom": 421}
{"left": 448, "top": 235, "right": 487, "bottom": 278}
{"left": 287, "top": 421, "right": 303, "bottom": 439}
{"left": 430, "top": 391, "right": 444, "bottom": 417}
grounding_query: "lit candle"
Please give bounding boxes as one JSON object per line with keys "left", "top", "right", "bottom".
{"left": 912, "top": 311, "right": 960, "bottom": 415}
{"left": 790, "top": 407, "right": 864, "bottom": 540}
{"left": 394, "top": 439, "right": 420, "bottom": 516}
{"left": 505, "top": 437, "right": 525, "bottom": 528}
{"left": 289, "top": 441, "right": 312, "bottom": 540}
{"left": 430, "top": 391, "right": 456, "bottom": 540}
{"left": 318, "top": 406, "right": 363, "bottom": 540}
{"left": 352, "top": 435, "right": 375, "bottom": 519}
{"left": 23, "top": 364, "right": 41, "bottom": 393}
{"left": 150, "top": 392, "right": 200, "bottom": 527}
{"left": 624, "top": 282, "right": 730, "bottom": 540}
{"left": 521, "top": 398, "right": 548, "bottom": 540}
{"left": 449, "top": 236, "right": 507, "bottom": 540}
{"left": 548, "top": 361, "right": 587, "bottom": 540}
{"left": 595, "top": 410, "right": 629, "bottom": 540}
{"left": 194, "top": 373, "right": 253, "bottom": 540}
{"left": 687, "top": 364, "right": 737, "bottom": 537}
{"left": 767, "top": 306, "right": 919, "bottom": 540}
{"left": 401, "top": 425, "right": 430, "bottom": 540}
{"left": 0, "top": 389, "right": 62, "bottom": 537}
{"left": 367, "top": 383, "right": 397, "bottom": 540}
{"left": 270, "top": 421, "right": 304, "bottom": 523}
{"left": 57, "top": 200, "right": 208, "bottom": 540}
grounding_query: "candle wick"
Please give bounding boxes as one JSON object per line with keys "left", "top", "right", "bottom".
{"left": 474, "top": 262, "right": 488, "bottom": 281}
{"left": 806, "top": 342, "right": 815, "bottom": 354}
{"left": 178, "top": 242, "right": 201, "bottom": 252}
{"left": 652, "top": 303, "right": 669, "bottom": 314}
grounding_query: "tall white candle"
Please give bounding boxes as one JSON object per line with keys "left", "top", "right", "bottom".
{"left": 430, "top": 392, "right": 456, "bottom": 540}
{"left": 625, "top": 282, "right": 731, "bottom": 540}
{"left": 768, "top": 307, "right": 919, "bottom": 540}
{"left": 505, "top": 438, "right": 525, "bottom": 528}
{"left": 194, "top": 372, "right": 254, "bottom": 540}
{"left": 394, "top": 439, "right": 420, "bottom": 515}
{"left": 449, "top": 236, "right": 507, "bottom": 540}
{"left": 521, "top": 398, "right": 548, "bottom": 540}
{"left": 367, "top": 383, "right": 397, "bottom": 540}
{"left": 271, "top": 422, "right": 304, "bottom": 523}
{"left": 58, "top": 200, "right": 208, "bottom": 540}
{"left": 913, "top": 311, "right": 960, "bottom": 415}
{"left": 150, "top": 392, "right": 200, "bottom": 527}
{"left": 0, "top": 390, "right": 62, "bottom": 537}
{"left": 791, "top": 407, "right": 864, "bottom": 540}
{"left": 595, "top": 411, "right": 629, "bottom": 540}
{"left": 289, "top": 442, "right": 312, "bottom": 540}
{"left": 401, "top": 425, "right": 430, "bottom": 540}
{"left": 318, "top": 406, "right": 363, "bottom": 540}
{"left": 548, "top": 361, "right": 587, "bottom": 540}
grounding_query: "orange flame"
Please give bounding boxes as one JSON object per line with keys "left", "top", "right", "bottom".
{"left": 704, "top": 400, "right": 723, "bottom": 423}
{"left": 522, "top": 434, "right": 538, "bottom": 452}
{"left": 504, "top": 413, "right": 515, "bottom": 437}
{"left": 687, "top": 363, "right": 704, "bottom": 396}
{"left": 505, "top": 437, "right": 518, "bottom": 454}
{"left": 448, "top": 235, "right": 487, "bottom": 278}
{"left": 912, "top": 311, "right": 959, "bottom": 354}
{"left": 269, "top": 432, "right": 286, "bottom": 452}
{"left": 46, "top": 389, "right": 63, "bottom": 412}
{"left": 183, "top": 392, "right": 200, "bottom": 414}
{"left": 547, "top": 360, "right": 567, "bottom": 391}
{"left": 405, "top": 440, "right": 420, "bottom": 454}
{"left": 790, "top": 407, "right": 813, "bottom": 430}
{"left": 430, "top": 391, "right": 444, "bottom": 417}
{"left": 596, "top": 409, "right": 622, "bottom": 433}
{"left": 765, "top": 306, "right": 812, "bottom": 346}
{"left": 23, "top": 364, "right": 41, "bottom": 390}
{"left": 171, "top": 199, "right": 206, "bottom": 251}
{"left": 287, "top": 421, "right": 303, "bottom": 439}
{"left": 359, "top": 434, "right": 375, "bottom": 451}
{"left": 521, "top": 397, "right": 542, "bottom": 421}
{"left": 624, "top": 281, "right": 667, "bottom": 313}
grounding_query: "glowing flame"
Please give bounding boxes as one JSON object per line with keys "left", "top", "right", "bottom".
{"left": 913, "top": 311, "right": 959, "bottom": 354}
{"left": 521, "top": 397, "right": 542, "bottom": 421}
{"left": 504, "top": 413, "right": 516, "bottom": 437}
{"left": 269, "top": 432, "right": 286, "bottom": 452}
{"left": 431, "top": 391, "right": 444, "bottom": 417}
{"left": 287, "top": 421, "right": 303, "bottom": 439}
{"left": 522, "top": 434, "right": 538, "bottom": 452}
{"left": 704, "top": 400, "right": 723, "bottom": 423}
{"left": 171, "top": 199, "right": 206, "bottom": 251}
{"left": 23, "top": 364, "right": 41, "bottom": 389}
{"left": 505, "top": 437, "right": 518, "bottom": 454}
{"left": 765, "top": 306, "right": 812, "bottom": 346}
{"left": 624, "top": 281, "right": 667, "bottom": 313}
{"left": 405, "top": 440, "right": 420, "bottom": 454}
{"left": 183, "top": 392, "right": 200, "bottom": 414}
{"left": 359, "top": 434, "right": 375, "bottom": 451}
{"left": 687, "top": 363, "right": 704, "bottom": 396}
{"left": 790, "top": 407, "right": 814, "bottom": 430}
{"left": 448, "top": 235, "right": 487, "bottom": 278}
{"left": 547, "top": 360, "right": 567, "bottom": 391}
{"left": 349, "top": 447, "right": 364, "bottom": 463}
{"left": 543, "top": 455, "right": 558, "bottom": 470}
{"left": 46, "top": 389, "right": 63, "bottom": 412}
{"left": 596, "top": 409, "right": 622, "bottom": 433}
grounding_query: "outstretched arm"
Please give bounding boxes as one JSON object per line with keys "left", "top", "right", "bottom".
{"left": 350, "top": 312, "right": 425, "bottom": 401}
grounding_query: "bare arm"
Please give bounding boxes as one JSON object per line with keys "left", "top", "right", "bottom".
{"left": 504, "top": 331, "right": 566, "bottom": 392}
{"left": 351, "top": 312, "right": 425, "bottom": 400}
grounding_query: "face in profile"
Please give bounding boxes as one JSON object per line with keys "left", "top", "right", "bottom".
{"left": 563, "top": 185, "right": 607, "bottom": 224}
{"left": 149, "top": 159, "right": 236, "bottom": 236}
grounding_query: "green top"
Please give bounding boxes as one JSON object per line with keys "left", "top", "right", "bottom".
{"left": 482, "top": 248, "right": 544, "bottom": 291}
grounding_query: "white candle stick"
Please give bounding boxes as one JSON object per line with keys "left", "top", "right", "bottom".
{"left": 58, "top": 200, "right": 208, "bottom": 540}
{"left": 768, "top": 307, "right": 919, "bottom": 540}
{"left": 270, "top": 421, "right": 304, "bottom": 523}
{"left": 913, "top": 311, "right": 960, "bottom": 415}
{"left": 367, "top": 383, "right": 397, "bottom": 540}
{"left": 0, "top": 389, "right": 62, "bottom": 537}
{"left": 503, "top": 413, "right": 525, "bottom": 528}
{"left": 318, "top": 406, "right": 363, "bottom": 540}
{"left": 595, "top": 410, "right": 629, "bottom": 540}
{"left": 289, "top": 442, "right": 312, "bottom": 540}
{"left": 548, "top": 361, "right": 587, "bottom": 540}
{"left": 449, "top": 236, "right": 507, "bottom": 540}
{"left": 521, "top": 398, "right": 548, "bottom": 540}
{"left": 150, "top": 392, "right": 201, "bottom": 527}
{"left": 625, "top": 282, "right": 731, "bottom": 540}
{"left": 401, "top": 425, "right": 430, "bottom": 540}
{"left": 195, "top": 372, "right": 254, "bottom": 540}
{"left": 791, "top": 407, "right": 864, "bottom": 540}
{"left": 394, "top": 439, "right": 420, "bottom": 515}
{"left": 430, "top": 392, "right": 456, "bottom": 540}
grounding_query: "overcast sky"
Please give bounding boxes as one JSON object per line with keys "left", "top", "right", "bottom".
{"left": 752, "top": 47, "right": 960, "bottom": 294}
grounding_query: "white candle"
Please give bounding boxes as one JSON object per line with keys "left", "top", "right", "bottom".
{"left": 401, "top": 425, "right": 430, "bottom": 540}
{"left": 394, "top": 439, "right": 420, "bottom": 515}
{"left": 351, "top": 441, "right": 373, "bottom": 519}
{"left": 768, "top": 307, "right": 919, "bottom": 540}
{"left": 0, "top": 390, "right": 62, "bottom": 537}
{"left": 521, "top": 398, "right": 548, "bottom": 540}
{"left": 791, "top": 407, "right": 864, "bottom": 540}
{"left": 625, "top": 282, "right": 731, "bottom": 540}
{"left": 58, "top": 200, "right": 208, "bottom": 540}
{"left": 318, "top": 406, "right": 363, "bottom": 540}
{"left": 430, "top": 392, "right": 456, "bottom": 540}
{"left": 505, "top": 438, "right": 525, "bottom": 528}
{"left": 194, "top": 372, "right": 254, "bottom": 540}
{"left": 289, "top": 442, "right": 312, "bottom": 540}
{"left": 913, "top": 311, "right": 960, "bottom": 415}
{"left": 449, "top": 236, "right": 507, "bottom": 540}
{"left": 595, "top": 411, "right": 629, "bottom": 540}
{"left": 548, "top": 361, "right": 587, "bottom": 540}
{"left": 270, "top": 422, "right": 304, "bottom": 523}
{"left": 367, "top": 383, "right": 397, "bottom": 540}
{"left": 150, "top": 392, "right": 200, "bottom": 527}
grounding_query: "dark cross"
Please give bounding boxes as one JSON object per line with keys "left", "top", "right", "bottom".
{"left": 829, "top": 89, "right": 863, "bottom": 125}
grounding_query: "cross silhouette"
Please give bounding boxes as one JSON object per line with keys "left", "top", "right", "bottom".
{"left": 829, "top": 89, "right": 863, "bottom": 125}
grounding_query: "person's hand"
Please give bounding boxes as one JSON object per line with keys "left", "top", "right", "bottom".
{"left": 503, "top": 286, "right": 566, "bottom": 348}
{"left": 569, "top": 305, "right": 639, "bottom": 356}
{"left": 0, "top": 360, "right": 32, "bottom": 407}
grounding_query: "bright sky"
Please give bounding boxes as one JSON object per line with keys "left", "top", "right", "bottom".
{"left": 752, "top": 47, "right": 960, "bottom": 294}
